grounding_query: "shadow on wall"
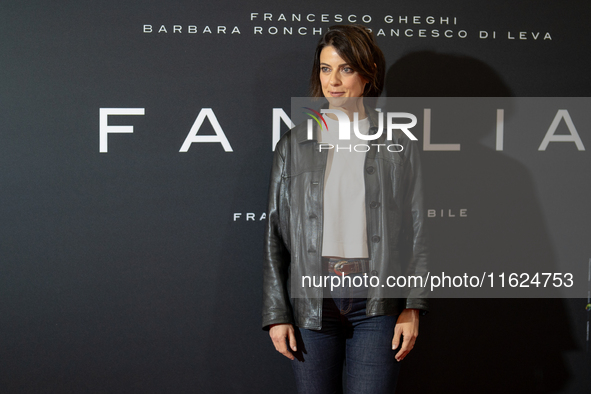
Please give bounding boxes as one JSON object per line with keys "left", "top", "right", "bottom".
{"left": 386, "top": 51, "right": 577, "bottom": 394}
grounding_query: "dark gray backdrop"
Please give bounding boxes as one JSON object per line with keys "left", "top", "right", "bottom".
{"left": 1, "top": 1, "right": 590, "bottom": 393}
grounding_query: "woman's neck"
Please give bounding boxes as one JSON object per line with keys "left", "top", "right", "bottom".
{"left": 326, "top": 97, "right": 366, "bottom": 121}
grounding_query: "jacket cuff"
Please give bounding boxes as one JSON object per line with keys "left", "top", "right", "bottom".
{"left": 262, "top": 313, "right": 295, "bottom": 331}
{"left": 405, "top": 298, "right": 429, "bottom": 314}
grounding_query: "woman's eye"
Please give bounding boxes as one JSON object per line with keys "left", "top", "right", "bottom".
{"left": 321, "top": 67, "right": 331, "bottom": 73}
{"left": 342, "top": 67, "right": 354, "bottom": 74}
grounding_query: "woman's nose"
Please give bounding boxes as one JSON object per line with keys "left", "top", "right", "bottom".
{"left": 329, "top": 72, "right": 341, "bottom": 86}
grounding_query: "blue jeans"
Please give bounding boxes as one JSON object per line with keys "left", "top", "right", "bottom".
{"left": 291, "top": 274, "right": 400, "bottom": 394}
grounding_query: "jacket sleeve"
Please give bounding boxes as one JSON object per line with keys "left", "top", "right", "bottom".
{"left": 262, "top": 140, "right": 294, "bottom": 329}
{"left": 402, "top": 139, "right": 430, "bottom": 313}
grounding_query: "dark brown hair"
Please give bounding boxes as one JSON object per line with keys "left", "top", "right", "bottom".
{"left": 309, "top": 25, "right": 386, "bottom": 97}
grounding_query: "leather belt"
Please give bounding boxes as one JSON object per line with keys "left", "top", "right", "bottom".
{"left": 325, "top": 258, "right": 370, "bottom": 276}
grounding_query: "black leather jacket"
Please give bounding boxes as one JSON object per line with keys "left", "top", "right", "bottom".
{"left": 262, "top": 105, "right": 429, "bottom": 330}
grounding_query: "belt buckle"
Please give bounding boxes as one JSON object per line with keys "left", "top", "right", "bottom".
{"left": 333, "top": 260, "right": 347, "bottom": 276}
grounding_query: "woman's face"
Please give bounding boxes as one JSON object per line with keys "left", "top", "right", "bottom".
{"left": 319, "top": 45, "right": 368, "bottom": 101}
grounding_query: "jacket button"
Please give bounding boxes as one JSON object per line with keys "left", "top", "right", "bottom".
{"left": 371, "top": 235, "right": 380, "bottom": 243}
{"left": 369, "top": 201, "right": 380, "bottom": 209}
{"left": 309, "top": 213, "right": 317, "bottom": 219}
{"left": 371, "top": 270, "right": 378, "bottom": 276}
{"left": 366, "top": 166, "right": 375, "bottom": 174}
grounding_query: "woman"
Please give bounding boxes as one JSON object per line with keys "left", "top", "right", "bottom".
{"left": 262, "top": 25, "right": 429, "bottom": 393}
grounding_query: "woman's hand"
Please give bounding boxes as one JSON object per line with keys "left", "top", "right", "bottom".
{"left": 269, "top": 323, "right": 297, "bottom": 360}
{"left": 392, "top": 309, "right": 419, "bottom": 362}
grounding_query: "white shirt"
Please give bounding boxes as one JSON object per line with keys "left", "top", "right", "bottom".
{"left": 319, "top": 115, "right": 370, "bottom": 258}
